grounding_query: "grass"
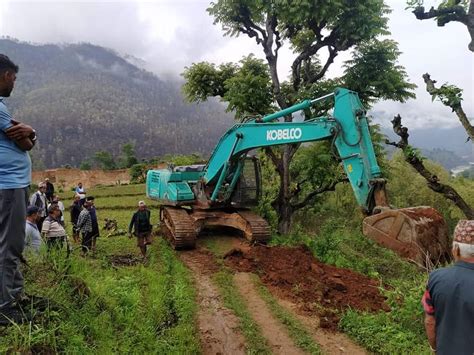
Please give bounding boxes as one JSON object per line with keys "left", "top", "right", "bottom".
{"left": 252, "top": 275, "right": 321, "bottom": 355}
{"left": 1, "top": 185, "right": 200, "bottom": 353}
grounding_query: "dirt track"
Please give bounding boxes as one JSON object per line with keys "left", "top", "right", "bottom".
{"left": 179, "top": 236, "right": 375, "bottom": 354}
{"left": 179, "top": 248, "right": 246, "bottom": 355}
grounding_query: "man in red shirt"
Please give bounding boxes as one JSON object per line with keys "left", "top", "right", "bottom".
{"left": 421, "top": 220, "right": 474, "bottom": 354}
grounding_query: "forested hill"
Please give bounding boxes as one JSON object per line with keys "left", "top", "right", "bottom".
{"left": 0, "top": 38, "right": 233, "bottom": 168}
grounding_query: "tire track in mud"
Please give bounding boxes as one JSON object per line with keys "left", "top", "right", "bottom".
{"left": 179, "top": 248, "right": 246, "bottom": 355}
{"left": 234, "top": 272, "right": 305, "bottom": 355}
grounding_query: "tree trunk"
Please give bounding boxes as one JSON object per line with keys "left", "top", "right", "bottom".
{"left": 276, "top": 145, "right": 293, "bottom": 234}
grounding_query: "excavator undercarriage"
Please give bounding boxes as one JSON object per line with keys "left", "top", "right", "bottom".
{"left": 160, "top": 206, "right": 271, "bottom": 249}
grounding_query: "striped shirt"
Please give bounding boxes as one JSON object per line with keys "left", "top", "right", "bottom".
{"left": 41, "top": 216, "right": 66, "bottom": 238}
{"left": 77, "top": 208, "right": 93, "bottom": 233}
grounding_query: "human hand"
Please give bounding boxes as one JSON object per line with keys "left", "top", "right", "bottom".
{"left": 6, "top": 121, "right": 35, "bottom": 140}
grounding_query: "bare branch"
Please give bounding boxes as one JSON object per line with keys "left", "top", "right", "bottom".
{"left": 264, "top": 147, "right": 283, "bottom": 175}
{"left": 387, "top": 114, "right": 474, "bottom": 219}
{"left": 291, "top": 177, "right": 348, "bottom": 211}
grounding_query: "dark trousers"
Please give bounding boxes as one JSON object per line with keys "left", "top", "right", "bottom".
{"left": 0, "top": 187, "right": 28, "bottom": 309}
{"left": 46, "top": 236, "right": 65, "bottom": 251}
{"left": 81, "top": 231, "right": 94, "bottom": 253}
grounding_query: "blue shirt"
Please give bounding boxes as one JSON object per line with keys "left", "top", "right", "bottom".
{"left": 0, "top": 97, "right": 31, "bottom": 189}
{"left": 426, "top": 261, "right": 474, "bottom": 355}
{"left": 25, "top": 220, "right": 42, "bottom": 254}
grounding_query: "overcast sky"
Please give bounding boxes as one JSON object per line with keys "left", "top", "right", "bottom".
{"left": 0, "top": 0, "right": 472, "bottom": 130}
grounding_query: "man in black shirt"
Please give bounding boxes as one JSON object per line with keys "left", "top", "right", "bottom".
{"left": 422, "top": 220, "right": 474, "bottom": 354}
{"left": 70, "top": 194, "right": 82, "bottom": 243}
{"left": 128, "top": 201, "right": 152, "bottom": 259}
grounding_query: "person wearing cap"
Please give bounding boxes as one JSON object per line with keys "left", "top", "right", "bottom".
{"left": 41, "top": 204, "right": 67, "bottom": 250}
{"left": 76, "top": 197, "right": 94, "bottom": 255}
{"left": 128, "top": 201, "right": 152, "bottom": 259}
{"left": 421, "top": 220, "right": 474, "bottom": 354}
{"left": 29, "top": 183, "right": 47, "bottom": 230}
{"left": 25, "top": 206, "right": 42, "bottom": 255}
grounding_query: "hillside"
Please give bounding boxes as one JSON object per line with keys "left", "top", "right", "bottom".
{"left": 0, "top": 38, "right": 233, "bottom": 168}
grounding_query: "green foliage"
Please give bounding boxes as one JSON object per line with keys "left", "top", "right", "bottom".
{"left": 79, "top": 159, "right": 92, "bottom": 170}
{"left": 340, "top": 276, "right": 430, "bottom": 353}
{"left": 119, "top": 143, "right": 138, "bottom": 168}
{"left": 94, "top": 150, "right": 116, "bottom": 170}
{"left": 129, "top": 163, "right": 148, "bottom": 183}
{"left": 183, "top": 55, "right": 273, "bottom": 119}
{"left": 403, "top": 144, "right": 425, "bottom": 161}
{"left": 430, "top": 83, "right": 463, "bottom": 109}
{"left": 159, "top": 153, "right": 203, "bottom": 166}
{"left": 343, "top": 39, "right": 417, "bottom": 106}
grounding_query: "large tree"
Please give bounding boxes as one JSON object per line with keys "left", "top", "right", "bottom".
{"left": 183, "top": 0, "right": 415, "bottom": 233}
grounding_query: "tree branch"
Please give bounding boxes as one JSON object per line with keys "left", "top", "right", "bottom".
{"left": 422, "top": 73, "right": 474, "bottom": 141}
{"left": 386, "top": 114, "right": 474, "bottom": 219}
{"left": 412, "top": 1, "right": 474, "bottom": 51}
{"left": 307, "top": 46, "right": 338, "bottom": 85}
{"left": 291, "top": 177, "right": 348, "bottom": 211}
{"left": 264, "top": 147, "right": 283, "bottom": 175}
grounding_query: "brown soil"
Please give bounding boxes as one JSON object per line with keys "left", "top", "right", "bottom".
{"left": 225, "top": 245, "right": 389, "bottom": 330}
{"left": 234, "top": 272, "right": 305, "bottom": 355}
{"left": 179, "top": 247, "right": 246, "bottom": 355}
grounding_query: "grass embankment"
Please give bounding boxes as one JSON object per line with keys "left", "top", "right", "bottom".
{"left": 272, "top": 218, "right": 431, "bottom": 353}
{"left": 1, "top": 184, "right": 200, "bottom": 353}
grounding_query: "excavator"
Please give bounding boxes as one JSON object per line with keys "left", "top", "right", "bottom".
{"left": 146, "top": 88, "right": 450, "bottom": 265}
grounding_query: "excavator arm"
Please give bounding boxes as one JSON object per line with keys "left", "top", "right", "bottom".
{"left": 203, "top": 88, "right": 385, "bottom": 214}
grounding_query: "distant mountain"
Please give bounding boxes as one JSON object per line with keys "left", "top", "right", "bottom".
{"left": 0, "top": 38, "right": 233, "bottom": 169}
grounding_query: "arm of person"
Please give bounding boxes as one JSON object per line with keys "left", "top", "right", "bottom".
{"left": 421, "top": 289, "right": 436, "bottom": 351}
{"left": 128, "top": 213, "right": 136, "bottom": 235}
{"left": 424, "top": 314, "right": 436, "bottom": 351}
{"left": 41, "top": 219, "right": 51, "bottom": 238}
{"left": 4, "top": 120, "right": 36, "bottom": 151}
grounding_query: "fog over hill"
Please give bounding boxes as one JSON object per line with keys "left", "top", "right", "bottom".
{"left": 0, "top": 39, "right": 233, "bottom": 169}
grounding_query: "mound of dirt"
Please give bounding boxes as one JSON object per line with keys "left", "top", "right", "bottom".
{"left": 224, "top": 245, "right": 389, "bottom": 330}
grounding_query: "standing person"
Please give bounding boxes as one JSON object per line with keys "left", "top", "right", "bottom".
{"left": 41, "top": 205, "right": 67, "bottom": 251}
{"left": 29, "top": 183, "right": 47, "bottom": 230}
{"left": 87, "top": 196, "right": 100, "bottom": 253}
{"left": 25, "top": 206, "right": 42, "bottom": 255}
{"left": 76, "top": 198, "right": 93, "bottom": 255}
{"left": 49, "top": 194, "right": 65, "bottom": 226}
{"left": 0, "top": 54, "right": 38, "bottom": 324}
{"left": 75, "top": 182, "right": 86, "bottom": 205}
{"left": 421, "top": 220, "right": 474, "bottom": 354}
{"left": 128, "top": 201, "right": 152, "bottom": 259}
{"left": 70, "top": 194, "right": 82, "bottom": 243}
{"left": 44, "top": 178, "right": 54, "bottom": 203}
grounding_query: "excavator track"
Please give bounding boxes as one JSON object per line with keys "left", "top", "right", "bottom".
{"left": 237, "top": 210, "right": 271, "bottom": 243}
{"left": 160, "top": 206, "right": 197, "bottom": 249}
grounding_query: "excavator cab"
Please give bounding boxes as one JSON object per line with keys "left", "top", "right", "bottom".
{"left": 230, "top": 156, "right": 261, "bottom": 208}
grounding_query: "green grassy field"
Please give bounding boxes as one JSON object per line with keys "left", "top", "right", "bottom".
{"left": 0, "top": 184, "right": 200, "bottom": 353}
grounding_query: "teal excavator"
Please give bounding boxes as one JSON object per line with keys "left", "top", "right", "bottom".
{"left": 146, "top": 88, "right": 450, "bottom": 265}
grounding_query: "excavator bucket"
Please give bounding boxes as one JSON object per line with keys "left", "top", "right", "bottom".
{"left": 363, "top": 207, "right": 451, "bottom": 267}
